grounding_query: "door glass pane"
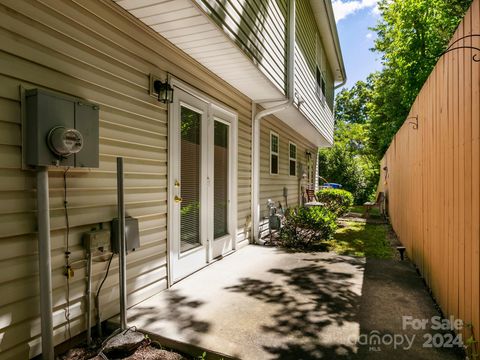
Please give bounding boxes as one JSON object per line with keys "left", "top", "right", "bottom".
{"left": 214, "top": 121, "right": 229, "bottom": 239}
{"left": 180, "top": 106, "right": 201, "bottom": 252}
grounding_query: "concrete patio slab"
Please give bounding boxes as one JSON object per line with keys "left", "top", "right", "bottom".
{"left": 126, "top": 245, "right": 464, "bottom": 359}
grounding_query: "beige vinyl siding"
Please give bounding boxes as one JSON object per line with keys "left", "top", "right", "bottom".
{"left": 259, "top": 115, "right": 317, "bottom": 233}
{"left": 0, "top": 0, "right": 251, "bottom": 358}
{"left": 193, "top": 0, "right": 336, "bottom": 146}
{"left": 194, "top": 0, "right": 287, "bottom": 94}
{"left": 295, "top": 0, "right": 335, "bottom": 144}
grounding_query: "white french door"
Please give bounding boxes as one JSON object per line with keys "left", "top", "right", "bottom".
{"left": 168, "top": 82, "right": 237, "bottom": 284}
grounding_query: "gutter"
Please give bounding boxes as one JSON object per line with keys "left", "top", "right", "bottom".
{"left": 334, "top": 78, "right": 347, "bottom": 90}
{"left": 251, "top": 0, "right": 296, "bottom": 244}
{"left": 321, "top": 0, "right": 347, "bottom": 88}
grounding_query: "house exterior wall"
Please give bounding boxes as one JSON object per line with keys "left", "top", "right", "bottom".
{"left": 194, "top": 0, "right": 288, "bottom": 94}
{"left": 295, "top": 0, "right": 335, "bottom": 144}
{"left": 195, "top": 0, "right": 336, "bottom": 144}
{"left": 0, "top": 0, "right": 252, "bottom": 358}
{"left": 259, "top": 115, "right": 317, "bottom": 233}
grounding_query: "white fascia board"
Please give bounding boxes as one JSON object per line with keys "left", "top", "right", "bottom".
{"left": 309, "top": 0, "right": 347, "bottom": 84}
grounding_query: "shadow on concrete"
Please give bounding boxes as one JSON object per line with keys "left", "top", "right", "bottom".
{"left": 128, "top": 290, "right": 210, "bottom": 344}
{"left": 126, "top": 246, "right": 464, "bottom": 359}
{"left": 356, "top": 259, "right": 464, "bottom": 360}
{"left": 225, "top": 256, "right": 361, "bottom": 359}
{"left": 223, "top": 254, "right": 463, "bottom": 359}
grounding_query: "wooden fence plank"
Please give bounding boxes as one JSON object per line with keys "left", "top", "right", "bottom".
{"left": 381, "top": 0, "right": 480, "bottom": 342}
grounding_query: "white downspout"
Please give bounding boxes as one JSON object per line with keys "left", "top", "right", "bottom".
{"left": 251, "top": 0, "right": 296, "bottom": 244}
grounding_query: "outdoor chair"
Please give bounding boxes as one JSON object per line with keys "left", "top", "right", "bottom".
{"left": 363, "top": 192, "right": 385, "bottom": 218}
{"left": 305, "top": 188, "right": 318, "bottom": 202}
{"left": 304, "top": 188, "right": 326, "bottom": 208}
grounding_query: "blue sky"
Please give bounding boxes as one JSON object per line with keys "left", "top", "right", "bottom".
{"left": 332, "top": 0, "right": 384, "bottom": 90}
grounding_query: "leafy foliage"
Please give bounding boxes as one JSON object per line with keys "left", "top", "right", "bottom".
{"left": 319, "top": 78, "right": 379, "bottom": 205}
{"left": 321, "top": 0, "right": 471, "bottom": 204}
{"left": 316, "top": 189, "right": 354, "bottom": 217}
{"left": 318, "top": 140, "right": 377, "bottom": 205}
{"left": 368, "top": 0, "right": 472, "bottom": 157}
{"left": 280, "top": 207, "right": 337, "bottom": 249}
{"left": 334, "top": 80, "right": 371, "bottom": 124}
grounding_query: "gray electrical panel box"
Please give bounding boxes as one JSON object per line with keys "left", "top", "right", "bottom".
{"left": 24, "top": 88, "right": 99, "bottom": 168}
{"left": 111, "top": 217, "right": 140, "bottom": 254}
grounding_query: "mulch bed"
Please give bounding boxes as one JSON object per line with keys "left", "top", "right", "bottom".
{"left": 59, "top": 339, "right": 187, "bottom": 360}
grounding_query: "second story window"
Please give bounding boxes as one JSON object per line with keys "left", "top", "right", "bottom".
{"left": 270, "top": 132, "right": 279, "bottom": 175}
{"left": 316, "top": 66, "right": 326, "bottom": 103}
{"left": 289, "top": 142, "right": 297, "bottom": 176}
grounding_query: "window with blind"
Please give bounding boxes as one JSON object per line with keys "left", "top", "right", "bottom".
{"left": 289, "top": 142, "right": 297, "bottom": 176}
{"left": 180, "top": 106, "right": 201, "bottom": 253}
{"left": 270, "top": 132, "right": 279, "bottom": 175}
{"left": 316, "top": 66, "right": 326, "bottom": 103}
{"left": 214, "top": 120, "right": 229, "bottom": 239}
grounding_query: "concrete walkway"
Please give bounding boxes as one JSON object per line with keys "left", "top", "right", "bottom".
{"left": 127, "top": 245, "right": 464, "bottom": 359}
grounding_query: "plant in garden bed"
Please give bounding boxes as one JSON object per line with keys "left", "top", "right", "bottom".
{"left": 280, "top": 206, "right": 337, "bottom": 249}
{"left": 316, "top": 189, "right": 354, "bottom": 216}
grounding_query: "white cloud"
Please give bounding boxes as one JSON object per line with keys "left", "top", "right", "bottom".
{"left": 332, "top": 0, "right": 379, "bottom": 22}
{"left": 366, "top": 32, "right": 373, "bottom": 39}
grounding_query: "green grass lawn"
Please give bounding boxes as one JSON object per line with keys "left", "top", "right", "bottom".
{"left": 349, "top": 205, "right": 381, "bottom": 217}
{"left": 324, "top": 221, "right": 394, "bottom": 259}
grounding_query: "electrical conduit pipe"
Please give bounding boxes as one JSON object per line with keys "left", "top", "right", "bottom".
{"left": 37, "top": 167, "right": 55, "bottom": 360}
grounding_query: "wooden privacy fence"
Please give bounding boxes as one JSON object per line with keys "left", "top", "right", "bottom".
{"left": 380, "top": 0, "right": 480, "bottom": 342}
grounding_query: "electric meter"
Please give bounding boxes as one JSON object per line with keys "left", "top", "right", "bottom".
{"left": 24, "top": 88, "right": 99, "bottom": 167}
{"left": 47, "top": 126, "right": 84, "bottom": 157}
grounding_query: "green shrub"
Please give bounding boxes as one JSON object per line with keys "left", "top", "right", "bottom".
{"left": 280, "top": 207, "right": 337, "bottom": 249}
{"left": 318, "top": 145, "right": 378, "bottom": 205}
{"left": 316, "top": 189, "right": 354, "bottom": 216}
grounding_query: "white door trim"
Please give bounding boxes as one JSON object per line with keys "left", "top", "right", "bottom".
{"left": 167, "top": 76, "right": 238, "bottom": 286}
{"left": 209, "top": 110, "right": 238, "bottom": 259}
{"left": 168, "top": 88, "right": 209, "bottom": 284}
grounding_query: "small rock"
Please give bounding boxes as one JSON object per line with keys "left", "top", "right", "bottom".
{"left": 103, "top": 330, "right": 146, "bottom": 358}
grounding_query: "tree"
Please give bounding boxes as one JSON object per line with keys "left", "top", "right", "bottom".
{"left": 319, "top": 76, "right": 379, "bottom": 204}
{"left": 319, "top": 118, "right": 379, "bottom": 204}
{"left": 318, "top": 143, "right": 375, "bottom": 205}
{"left": 334, "top": 80, "right": 372, "bottom": 125}
{"left": 320, "top": 0, "right": 472, "bottom": 202}
{"left": 368, "top": 0, "right": 472, "bottom": 156}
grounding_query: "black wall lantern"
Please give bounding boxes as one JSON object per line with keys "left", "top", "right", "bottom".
{"left": 153, "top": 80, "right": 174, "bottom": 103}
{"left": 305, "top": 150, "right": 312, "bottom": 162}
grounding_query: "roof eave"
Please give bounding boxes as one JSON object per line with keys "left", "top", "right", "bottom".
{"left": 310, "top": 0, "right": 347, "bottom": 85}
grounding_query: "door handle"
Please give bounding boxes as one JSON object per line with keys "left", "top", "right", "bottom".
{"left": 174, "top": 195, "right": 183, "bottom": 203}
